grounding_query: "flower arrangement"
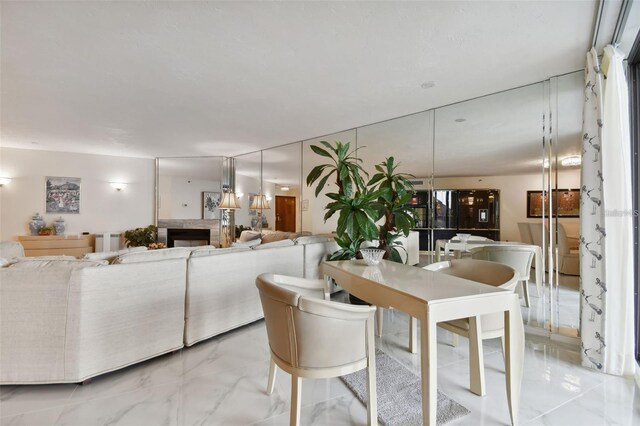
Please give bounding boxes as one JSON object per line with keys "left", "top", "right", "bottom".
{"left": 123, "top": 225, "right": 158, "bottom": 248}
{"left": 147, "top": 242, "right": 166, "bottom": 250}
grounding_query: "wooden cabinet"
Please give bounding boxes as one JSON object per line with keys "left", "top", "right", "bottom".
{"left": 17, "top": 235, "right": 95, "bottom": 258}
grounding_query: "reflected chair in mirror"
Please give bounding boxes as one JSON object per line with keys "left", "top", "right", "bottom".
{"left": 418, "top": 259, "right": 518, "bottom": 396}
{"left": 470, "top": 245, "right": 536, "bottom": 307}
{"left": 517, "top": 222, "right": 533, "bottom": 244}
{"left": 255, "top": 273, "right": 377, "bottom": 426}
{"left": 556, "top": 223, "right": 580, "bottom": 276}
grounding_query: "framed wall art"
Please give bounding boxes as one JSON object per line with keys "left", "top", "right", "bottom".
{"left": 46, "top": 176, "right": 81, "bottom": 214}
{"left": 526, "top": 189, "right": 580, "bottom": 218}
{"left": 202, "top": 191, "right": 221, "bottom": 219}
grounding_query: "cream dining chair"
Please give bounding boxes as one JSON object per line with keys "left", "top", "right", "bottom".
{"left": 255, "top": 273, "right": 377, "bottom": 426}
{"left": 418, "top": 259, "right": 518, "bottom": 396}
{"left": 470, "top": 245, "right": 536, "bottom": 307}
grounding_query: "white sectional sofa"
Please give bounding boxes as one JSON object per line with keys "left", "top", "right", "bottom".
{"left": 0, "top": 232, "right": 417, "bottom": 384}
{"left": 0, "top": 238, "right": 337, "bottom": 384}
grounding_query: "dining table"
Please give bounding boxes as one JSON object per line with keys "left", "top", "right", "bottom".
{"left": 321, "top": 259, "right": 524, "bottom": 426}
{"left": 435, "top": 239, "right": 543, "bottom": 297}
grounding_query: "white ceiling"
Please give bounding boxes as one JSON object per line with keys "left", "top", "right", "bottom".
{"left": 1, "top": 1, "right": 598, "bottom": 159}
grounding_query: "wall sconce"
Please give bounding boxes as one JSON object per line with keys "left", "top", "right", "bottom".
{"left": 0, "top": 177, "right": 12, "bottom": 187}
{"left": 110, "top": 182, "right": 128, "bottom": 191}
{"left": 280, "top": 186, "right": 290, "bottom": 191}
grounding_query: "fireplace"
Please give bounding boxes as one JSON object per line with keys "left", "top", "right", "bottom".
{"left": 167, "top": 228, "right": 211, "bottom": 248}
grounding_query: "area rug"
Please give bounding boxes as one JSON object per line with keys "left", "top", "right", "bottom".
{"left": 340, "top": 350, "right": 470, "bottom": 426}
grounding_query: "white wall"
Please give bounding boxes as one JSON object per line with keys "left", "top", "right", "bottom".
{"left": 157, "top": 175, "right": 221, "bottom": 220}
{"left": 433, "top": 169, "right": 581, "bottom": 242}
{"left": 0, "top": 148, "right": 155, "bottom": 240}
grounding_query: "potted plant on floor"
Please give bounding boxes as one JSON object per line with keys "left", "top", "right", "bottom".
{"left": 306, "top": 141, "right": 381, "bottom": 260}
{"left": 124, "top": 225, "right": 160, "bottom": 248}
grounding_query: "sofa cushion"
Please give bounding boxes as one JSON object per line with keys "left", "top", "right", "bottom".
{"left": 261, "top": 232, "right": 289, "bottom": 244}
{"left": 252, "top": 239, "right": 295, "bottom": 250}
{"left": 294, "top": 235, "right": 332, "bottom": 245}
{"left": 238, "top": 231, "right": 261, "bottom": 243}
{"left": 0, "top": 241, "right": 25, "bottom": 259}
{"left": 190, "top": 247, "right": 252, "bottom": 257}
{"left": 9, "top": 259, "right": 108, "bottom": 269}
{"left": 83, "top": 246, "right": 148, "bottom": 263}
{"left": 113, "top": 247, "right": 190, "bottom": 264}
{"left": 231, "top": 239, "right": 261, "bottom": 248}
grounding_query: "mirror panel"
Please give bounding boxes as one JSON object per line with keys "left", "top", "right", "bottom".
{"left": 551, "top": 70, "right": 584, "bottom": 336}
{"left": 156, "top": 156, "right": 225, "bottom": 247}
{"left": 262, "top": 143, "right": 302, "bottom": 233}
{"left": 356, "top": 111, "right": 435, "bottom": 250}
{"left": 234, "top": 151, "right": 263, "bottom": 231}
{"left": 301, "top": 130, "right": 356, "bottom": 235}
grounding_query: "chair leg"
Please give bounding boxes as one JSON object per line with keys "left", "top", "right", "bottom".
{"left": 366, "top": 316, "right": 378, "bottom": 425}
{"left": 267, "top": 357, "right": 277, "bottom": 395}
{"left": 501, "top": 335, "right": 506, "bottom": 361}
{"left": 468, "top": 316, "right": 486, "bottom": 396}
{"left": 409, "top": 317, "right": 418, "bottom": 354}
{"left": 290, "top": 375, "right": 301, "bottom": 426}
{"left": 376, "top": 307, "right": 383, "bottom": 337}
{"left": 521, "top": 280, "right": 530, "bottom": 308}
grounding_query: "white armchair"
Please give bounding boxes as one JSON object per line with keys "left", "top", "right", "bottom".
{"left": 256, "top": 273, "right": 377, "bottom": 426}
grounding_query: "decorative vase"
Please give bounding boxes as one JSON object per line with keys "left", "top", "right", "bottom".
{"left": 53, "top": 217, "right": 66, "bottom": 235}
{"left": 29, "top": 213, "right": 46, "bottom": 236}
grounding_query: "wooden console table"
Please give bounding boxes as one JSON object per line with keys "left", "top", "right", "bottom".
{"left": 17, "top": 235, "right": 95, "bottom": 258}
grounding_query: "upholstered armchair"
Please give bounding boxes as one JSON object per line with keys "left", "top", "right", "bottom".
{"left": 255, "top": 273, "right": 377, "bottom": 426}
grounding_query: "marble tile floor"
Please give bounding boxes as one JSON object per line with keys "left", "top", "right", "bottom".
{"left": 2, "top": 301, "right": 638, "bottom": 426}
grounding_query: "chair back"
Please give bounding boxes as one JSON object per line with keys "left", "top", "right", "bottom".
{"left": 556, "top": 223, "right": 570, "bottom": 255}
{"left": 424, "top": 259, "right": 518, "bottom": 333}
{"left": 517, "top": 223, "right": 533, "bottom": 244}
{"left": 256, "top": 273, "right": 374, "bottom": 370}
{"left": 470, "top": 246, "right": 535, "bottom": 281}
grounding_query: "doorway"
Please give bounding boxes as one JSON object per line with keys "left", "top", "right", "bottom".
{"left": 275, "top": 196, "right": 296, "bottom": 232}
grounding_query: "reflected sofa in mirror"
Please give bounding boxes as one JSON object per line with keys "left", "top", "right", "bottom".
{"left": 156, "top": 156, "right": 225, "bottom": 247}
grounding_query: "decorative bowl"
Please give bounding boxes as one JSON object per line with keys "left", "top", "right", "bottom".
{"left": 361, "top": 248, "right": 385, "bottom": 266}
{"left": 456, "top": 233, "right": 471, "bottom": 242}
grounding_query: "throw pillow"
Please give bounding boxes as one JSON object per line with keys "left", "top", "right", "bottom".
{"left": 238, "top": 230, "right": 261, "bottom": 243}
{"left": 260, "top": 232, "right": 288, "bottom": 244}
{"left": 252, "top": 239, "right": 295, "bottom": 250}
{"left": 231, "top": 239, "right": 261, "bottom": 248}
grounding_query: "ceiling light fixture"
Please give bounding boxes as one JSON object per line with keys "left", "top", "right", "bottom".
{"left": 421, "top": 81, "right": 435, "bottom": 89}
{"left": 454, "top": 118, "right": 466, "bottom": 123}
{"left": 561, "top": 156, "right": 582, "bottom": 167}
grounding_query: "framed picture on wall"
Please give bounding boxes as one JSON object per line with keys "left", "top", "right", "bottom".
{"left": 202, "top": 192, "right": 221, "bottom": 219}
{"left": 527, "top": 189, "right": 580, "bottom": 218}
{"left": 46, "top": 176, "right": 81, "bottom": 214}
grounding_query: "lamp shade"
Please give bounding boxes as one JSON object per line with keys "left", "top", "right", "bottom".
{"left": 250, "top": 194, "right": 270, "bottom": 210}
{"left": 219, "top": 192, "right": 241, "bottom": 209}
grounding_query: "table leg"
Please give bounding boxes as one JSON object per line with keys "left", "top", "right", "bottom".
{"left": 420, "top": 315, "right": 437, "bottom": 426}
{"left": 468, "top": 316, "right": 486, "bottom": 396}
{"left": 504, "top": 296, "right": 524, "bottom": 426}
{"left": 409, "top": 317, "right": 418, "bottom": 354}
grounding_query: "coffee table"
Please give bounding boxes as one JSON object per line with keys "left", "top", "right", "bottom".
{"left": 321, "top": 259, "right": 524, "bottom": 426}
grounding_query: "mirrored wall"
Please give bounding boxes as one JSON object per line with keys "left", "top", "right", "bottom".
{"left": 155, "top": 71, "right": 585, "bottom": 339}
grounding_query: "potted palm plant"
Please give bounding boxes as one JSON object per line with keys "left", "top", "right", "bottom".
{"left": 306, "top": 141, "right": 380, "bottom": 260}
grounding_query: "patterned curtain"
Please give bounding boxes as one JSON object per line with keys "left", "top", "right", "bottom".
{"left": 580, "top": 46, "right": 636, "bottom": 376}
{"left": 580, "top": 47, "right": 605, "bottom": 372}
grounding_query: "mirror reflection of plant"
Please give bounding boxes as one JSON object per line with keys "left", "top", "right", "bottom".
{"left": 306, "top": 141, "right": 381, "bottom": 260}
{"left": 368, "top": 157, "right": 416, "bottom": 262}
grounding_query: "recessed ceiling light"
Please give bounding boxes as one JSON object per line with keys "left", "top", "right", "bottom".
{"left": 421, "top": 81, "right": 435, "bottom": 89}
{"left": 454, "top": 118, "right": 466, "bottom": 122}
